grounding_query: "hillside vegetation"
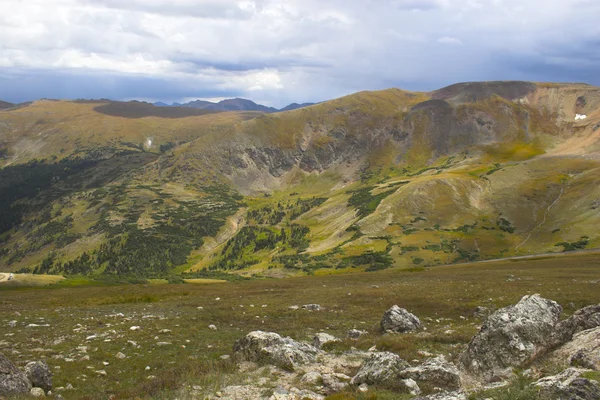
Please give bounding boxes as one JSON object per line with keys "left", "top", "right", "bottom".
{"left": 1, "top": 81, "right": 600, "bottom": 279}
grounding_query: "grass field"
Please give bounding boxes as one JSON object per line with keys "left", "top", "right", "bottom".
{"left": 1, "top": 252, "right": 599, "bottom": 399}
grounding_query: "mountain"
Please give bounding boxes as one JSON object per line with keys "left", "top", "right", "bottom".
{"left": 0, "top": 100, "right": 14, "bottom": 109}
{"left": 154, "top": 98, "right": 315, "bottom": 113}
{"left": 1, "top": 81, "right": 600, "bottom": 279}
{"left": 278, "top": 102, "right": 316, "bottom": 112}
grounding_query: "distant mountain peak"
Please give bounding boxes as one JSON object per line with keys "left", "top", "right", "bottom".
{"left": 153, "top": 98, "right": 315, "bottom": 113}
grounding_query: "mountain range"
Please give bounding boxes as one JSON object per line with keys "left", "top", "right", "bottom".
{"left": 1, "top": 81, "right": 599, "bottom": 278}
{"left": 154, "top": 98, "right": 315, "bottom": 113}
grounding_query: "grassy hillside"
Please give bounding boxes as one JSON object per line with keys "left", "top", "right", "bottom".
{"left": 1, "top": 82, "right": 600, "bottom": 279}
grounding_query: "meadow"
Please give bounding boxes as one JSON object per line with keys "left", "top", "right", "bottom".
{"left": 1, "top": 252, "right": 600, "bottom": 399}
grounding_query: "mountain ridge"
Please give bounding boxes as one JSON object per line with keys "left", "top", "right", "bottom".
{"left": 1, "top": 81, "right": 600, "bottom": 278}
{"left": 154, "top": 98, "right": 316, "bottom": 113}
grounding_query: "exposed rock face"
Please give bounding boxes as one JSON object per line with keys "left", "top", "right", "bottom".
{"left": 233, "top": 331, "right": 320, "bottom": 371}
{"left": 0, "top": 353, "right": 32, "bottom": 395}
{"left": 459, "top": 294, "right": 563, "bottom": 381}
{"left": 535, "top": 368, "right": 600, "bottom": 400}
{"left": 381, "top": 305, "right": 421, "bottom": 333}
{"left": 350, "top": 351, "right": 411, "bottom": 390}
{"left": 400, "top": 356, "right": 461, "bottom": 391}
{"left": 552, "top": 327, "right": 600, "bottom": 370}
{"left": 312, "top": 333, "right": 339, "bottom": 349}
{"left": 25, "top": 361, "right": 52, "bottom": 392}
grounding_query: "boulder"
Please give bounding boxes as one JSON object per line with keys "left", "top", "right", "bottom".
{"left": 459, "top": 294, "right": 562, "bottom": 381}
{"left": 381, "top": 305, "right": 421, "bottom": 333}
{"left": 0, "top": 353, "right": 32, "bottom": 395}
{"left": 233, "top": 331, "right": 320, "bottom": 371}
{"left": 535, "top": 368, "right": 600, "bottom": 400}
{"left": 350, "top": 351, "right": 411, "bottom": 390}
{"left": 400, "top": 355, "right": 461, "bottom": 391}
{"left": 553, "top": 304, "right": 600, "bottom": 345}
{"left": 552, "top": 327, "right": 600, "bottom": 370}
{"left": 312, "top": 333, "right": 339, "bottom": 349}
{"left": 25, "top": 361, "right": 52, "bottom": 392}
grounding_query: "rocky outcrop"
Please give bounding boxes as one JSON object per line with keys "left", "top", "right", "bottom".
{"left": 459, "top": 294, "right": 563, "bottom": 381}
{"left": 400, "top": 356, "right": 461, "bottom": 391}
{"left": 552, "top": 327, "right": 600, "bottom": 370}
{"left": 25, "top": 361, "right": 52, "bottom": 393}
{"left": 233, "top": 331, "right": 320, "bottom": 371}
{"left": 0, "top": 353, "right": 32, "bottom": 395}
{"left": 414, "top": 393, "right": 467, "bottom": 400}
{"left": 350, "top": 351, "right": 411, "bottom": 390}
{"left": 535, "top": 368, "right": 600, "bottom": 400}
{"left": 381, "top": 305, "right": 422, "bottom": 333}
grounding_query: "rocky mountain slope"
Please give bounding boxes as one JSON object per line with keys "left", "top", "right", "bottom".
{"left": 1, "top": 81, "right": 599, "bottom": 278}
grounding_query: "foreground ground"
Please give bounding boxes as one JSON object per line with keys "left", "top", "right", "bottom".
{"left": 1, "top": 252, "right": 600, "bottom": 399}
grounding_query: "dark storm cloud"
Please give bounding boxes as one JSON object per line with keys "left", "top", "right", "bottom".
{"left": 1, "top": 0, "right": 599, "bottom": 107}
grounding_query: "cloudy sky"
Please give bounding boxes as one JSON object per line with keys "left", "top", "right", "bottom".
{"left": 1, "top": 0, "right": 599, "bottom": 107}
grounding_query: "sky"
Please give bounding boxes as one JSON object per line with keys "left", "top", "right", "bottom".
{"left": 1, "top": 0, "right": 599, "bottom": 108}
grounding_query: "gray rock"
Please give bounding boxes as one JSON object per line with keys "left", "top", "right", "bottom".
{"left": 381, "top": 305, "right": 421, "bottom": 333}
{"left": 312, "top": 333, "right": 339, "bottom": 349}
{"left": 350, "top": 351, "right": 411, "bottom": 390}
{"left": 400, "top": 355, "right": 461, "bottom": 391}
{"left": 535, "top": 368, "right": 600, "bottom": 400}
{"left": 25, "top": 361, "right": 52, "bottom": 392}
{"left": 347, "top": 329, "right": 367, "bottom": 340}
{"left": 302, "top": 304, "right": 322, "bottom": 311}
{"left": 30, "top": 387, "right": 46, "bottom": 397}
{"left": 460, "top": 294, "right": 562, "bottom": 381}
{"left": 322, "top": 373, "right": 349, "bottom": 394}
{"left": 553, "top": 304, "right": 600, "bottom": 345}
{"left": 233, "top": 331, "right": 320, "bottom": 371}
{"left": 553, "top": 327, "right": 600, "bottom": 370}
{"left": 414, "top": 392, "right": 467, "bottom": 400}
{"left": 301, "top": 371, "right": 322, "bottom": 385}
{"left": 0, "top": 353, "right": 32, "bottom": 395}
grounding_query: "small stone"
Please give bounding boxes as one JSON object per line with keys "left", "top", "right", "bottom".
{"left": 30, "top": 387, "right": 46, "bottom": 397}
{"left": 288, "top": 305, "right": 299, "bottom": 310}
{"left": 358, "top": 383, "right": 369, "bottom": 392}
{"left": 8, "top": 320, "right": 17, "bottom": 328}
{"left": 115, "top": 352, "right": 126, "bottom": 359}
{"left": 301, "top": 371, "right": 323, "bottom": 385}
{"left": 220, "top": 355, "right": 230, "bottom": 360}
{"left": 130, "top": 326, "right": 141, "bottom": 331}
{"left": 209, "top": 324, "right": 217, "bottom": 330}
{"left": 302, "top": 304, "right": 322, "bottom": 311}
{"left": 95, "top": 370, "right": 107, "bottom": 376}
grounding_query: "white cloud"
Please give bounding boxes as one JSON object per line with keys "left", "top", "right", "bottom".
{"left": 437, "top": 36, "right": 463, "bottom": 45}
{"left": 0, "top": 0, "right": 599, "bottom": 106}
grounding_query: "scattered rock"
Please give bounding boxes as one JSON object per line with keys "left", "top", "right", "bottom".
{"left": 358, "top": 383, "right": 368, "bottom": 392}
{"left": 233, "top": 331, "right": 320, "bottom": 371}
{"left": 156, "top": 342, "right": 171, "bottom": 346}
{"left": 30, "top": 387, "right": 46, "bottom": 397}
{"left": 381, "top": 305, "right": 422, "bottom": 333}
{"left": 312, "top": 333, "right": 339, "bottom": 349}
{"left": 535, "top": 367, "right": 600, "bottom": 400}
{"left": 25, "top": 361, "right": 52, "bottom": 392}
{"left": 322, "top": 373, "right": 349, "bottom": 393}
{"left": 350, "top": 351, "right": 411, "bottom": 390}
{"left": 209, "top": 324, "right": 217, "bottom": 330}
{"left": 130, "top": 326, "right": 141, "bottom": 331}
{"left": 401, "top": 355, "right": 461, "bottom": 391}
{"left": 460, "top": 294, "right": 562, "bottom": 381}
{"left": 302, "top": 304, "right": 322, "bottom": 311}
{"left": 347, "top": 329, "right": 367, "bottom": 340}
{"left": 0, "top": 353, "right": 32, "bottom": 395}
{"left": 95, "top": 370, "right": 107, "bottom": 377}
{"left": 115, "top": 352, "right": 126, "bottom": 359}
{"left": 473, "top": 306, "right": 492, "bottom": 319}
{"left": 7, "top": 321, "right": 17, "bottom": 328}
{"left": 288, "top": 305, "right": 299, "bottom": 310}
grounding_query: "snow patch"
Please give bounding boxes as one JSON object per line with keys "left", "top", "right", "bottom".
{"left": 575, "top": 114, "right": 587, "bottom": 120}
